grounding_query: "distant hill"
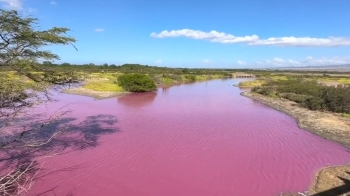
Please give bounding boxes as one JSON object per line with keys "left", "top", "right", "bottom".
{"left": 271, "top": 64, "right": 350, "bottom": 72}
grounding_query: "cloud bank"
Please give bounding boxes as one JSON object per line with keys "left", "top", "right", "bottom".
{"left": 94, "top": 28, "right": 105, "bottom": 32}
{"left": 253, "top": 56, "right": 350, "bottom": 67}
{"left": 151, "top": 29, "right": 350, "bottom": 47}
{"left": 0, "top": 0, "right": 22, "bottom": 10}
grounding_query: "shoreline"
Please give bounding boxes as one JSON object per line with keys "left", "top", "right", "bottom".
{"left": 62, "top": 87, "right": 131, "bottom": 100}
{"left": 62, "top": 79, "right": 223, "bottom": 99}
{"left": 241, "top": 91, "right": 350, "bottom": 148}
{"left": 241, "top": 91, "right": 350, "bottom": 195}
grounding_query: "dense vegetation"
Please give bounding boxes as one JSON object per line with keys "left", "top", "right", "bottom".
{"left": 252, "top": 78, "right": 350, "bottom": 114}
{"left": 117, "top": 74, "right": 157, "bottom": 92}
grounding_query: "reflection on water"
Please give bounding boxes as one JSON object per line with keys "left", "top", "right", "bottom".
{"left": 161, "top": 86, "right": 170, "bottom": 95}
{"left": 117, "top": 92, "right": 157, "bottom": 108}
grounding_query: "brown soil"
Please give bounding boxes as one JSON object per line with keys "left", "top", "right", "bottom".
{"left": 241, "top": 92, "right": 350, "bottom": 196}
{"left": 309, "top": 165, "right": 350, "bottom": 195}
{"left": 62, "top": 87, "right": 130, "bottom": 99}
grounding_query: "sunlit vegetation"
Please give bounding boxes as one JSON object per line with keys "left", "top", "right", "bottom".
{"left": 238, "top": 80, "right": 266, "bottom": 87}
{"left": 319, "top": 77, "right": 350, "bottom": 84}
{"left": 342, "top": 113, "right": 350, "bottom": 118}
{"left": 252, "top": 77, "right": 350, "bottom": 114}
{"left": 83, "top": 81, "right": 124, "bottom": 92}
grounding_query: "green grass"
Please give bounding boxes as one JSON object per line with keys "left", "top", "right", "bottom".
{"left": 338, "top": 78, "right": 350, "bottom": 84}
{"left": 270, "top": 75, "right": 288, "bottom": 81}
{"left": 211, "top": 74, "right": 223, "bottom": 79}
{"left": 319, "top": 77, "right": 350, "bottom": 84}
{"left": 342, "top": 113, "right": 350, "bottom": 118}
{"left": 238, "top": 80, "right": 265, "bottom": 87}
{"left": 195, "top": 75, "right": 212, "bottom": 81}
{"left": 87, "top": 72, "right": 124, "bottom": 80}
{"left": 83, "top": 81, "right": 124, "bottom": 92}
{"left": 161, "top": 77, "right": 174, "bottom": 85}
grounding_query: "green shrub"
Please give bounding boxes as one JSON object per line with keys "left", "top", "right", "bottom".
{"left": 279, "top": 93, "right": 310, "bottom": 103}
{"left": 184, "top": 75, "right": 196, "bottom": 82}
{"left": 253, "top": 77, "right": 350, "bottom": 114}
{"left": 118, "top": 73, "right": 157, "bottom": 92}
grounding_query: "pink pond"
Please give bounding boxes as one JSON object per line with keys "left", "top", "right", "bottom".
{"left": 27, "top": 79, "right": 350, "bottom": 196}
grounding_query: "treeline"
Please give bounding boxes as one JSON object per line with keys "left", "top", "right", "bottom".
{"left": 35, "top": 62, "right": 240, "bottom": 75}
{"left": 252, "top": 78, "right": 350, "bottom": 114}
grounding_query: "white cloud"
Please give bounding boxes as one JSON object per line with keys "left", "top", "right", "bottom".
{"left": 202, "top": 59, "right": 210, "bottom": 63}
{"left": 94, "top": 28, "right": 105, "bottom": 32}
{"left": 260, "top": 56, "right": 350, "bottom": 67}
{"left": 249, "top": 36, "right": 350, "bottom": 47}
{"left": 27, "top": 7, "right": 36, "bottom": 13}
{"left": 155, "top": 60, "right": 162, "bottom": 64}
{"left": 151, "top": 29, "right": 350, "bottom": 47}
{"left": 0, "top": 0, "right": 22, "bottom": 10}
{"left": 50, "top": 1, "right": 56, "bottom": 5}
{"left": 151, "top": 29, "right": 259, "bottom": 44}
{"left": 237, "top": 60, "right": 246, "bottom": 65}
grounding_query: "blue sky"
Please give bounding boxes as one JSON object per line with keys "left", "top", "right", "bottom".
{"left": 1, "top": 0, "right": 350, "bottom": 68}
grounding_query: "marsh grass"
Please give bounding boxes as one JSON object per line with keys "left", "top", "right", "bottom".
{"left": 238, "top": 80, "right": 265, "bottom": 87}
{"left": 319, "top": 77, "right": 350, "bottom": 84}
{"left": 162, "top": 77, "right": 174, "bottom": 85}
{"left": 83, "top": 81, "right": 124, "bottom": 92}
{"left": 342, "top": 113, "right": 350, "bottom": 118}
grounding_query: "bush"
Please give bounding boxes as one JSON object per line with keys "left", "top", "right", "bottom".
{"left": 117, "top": 73, "right": 157, "bottom": 92}
{"left": 280, "top": 93, "right": 310, "bottom": 103}
{"left": 253, "top": 77, "right": 350, "bottom": 114}
{"left": 184, "top": 75, "right": 196, "bottom": 82}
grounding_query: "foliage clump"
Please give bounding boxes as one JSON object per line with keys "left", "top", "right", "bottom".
{"left": 252, "top": 77, "right": 350, "bottom": 114}
{"left": 184, "top": 75, "right": 196, "bottom": 82}
{"left": 117, "top": 74, "right": 157, "bottom": 92}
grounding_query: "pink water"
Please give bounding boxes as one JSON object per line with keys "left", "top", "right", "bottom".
{"left": 27, "top": 79, "right": 350, "bottom": 196}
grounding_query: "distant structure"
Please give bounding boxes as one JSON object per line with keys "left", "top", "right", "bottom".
{"left": 233, "top": 74, "right": 255, "bottom": 78}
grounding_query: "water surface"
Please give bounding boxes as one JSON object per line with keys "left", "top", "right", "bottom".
{"left": 28, "top": 79, "right": 350, "bottom": 196}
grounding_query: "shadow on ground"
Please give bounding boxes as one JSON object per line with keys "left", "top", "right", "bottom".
{"left": 310, "top": 173, "right": 350, "bottom": 196}
{"left": 282, "top": 172, "right": 350, "bottom": 196}
{"left": 0, "top": 114, "right": 120, "bottom": 195}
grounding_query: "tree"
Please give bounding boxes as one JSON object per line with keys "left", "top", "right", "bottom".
{"left": 0, "top": 10, "right": 76, "bottom": 67}
{"left": 117, "top": 73, "right": 157, "bottom": 92}
{"left": 0, "top": 9, "right": 78, "bottom": 195}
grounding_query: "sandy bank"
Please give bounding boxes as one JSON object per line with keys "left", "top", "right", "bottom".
{"left": 241, "top": 92, "right": 350, "bottom": 195}
{"left": 62, "top": 87, "right": 130, "bottom": 99}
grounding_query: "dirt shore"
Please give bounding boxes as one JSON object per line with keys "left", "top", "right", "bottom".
{"left": 241, "top": 92, "right": 350, "bottom": 195}
{"left": 62, "top": 87, "right": 130, "bottom": 99}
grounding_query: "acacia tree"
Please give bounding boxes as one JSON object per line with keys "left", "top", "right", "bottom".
{"left": 0, "top": 9, "right": 78, "bottom": 195}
